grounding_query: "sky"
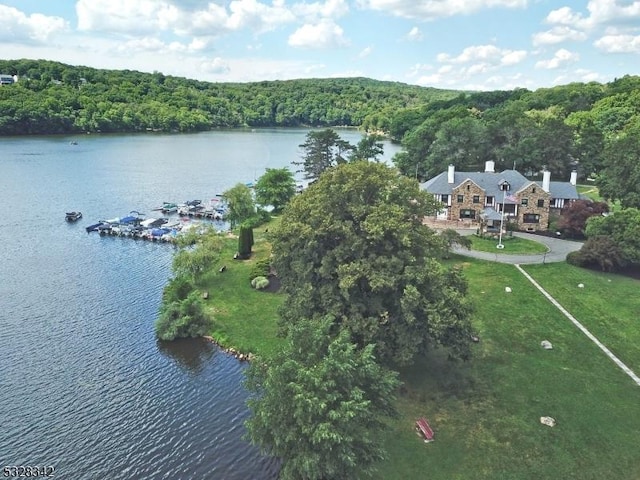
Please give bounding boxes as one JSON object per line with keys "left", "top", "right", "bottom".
{"left": 0, "top": 0, "right": 638, "bottom": 91}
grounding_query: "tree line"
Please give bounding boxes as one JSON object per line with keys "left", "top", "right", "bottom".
{"left": 0, "top": 58, "right": 455, "bottom": 135}
{"left": 390, "top": 75, "right": 640, "bottom": 210}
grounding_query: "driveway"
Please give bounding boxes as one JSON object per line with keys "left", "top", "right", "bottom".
{"left": 451, "top": 231, "right": 583, "bottom": 264}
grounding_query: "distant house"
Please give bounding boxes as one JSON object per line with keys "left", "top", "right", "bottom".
{"left": 0, "top": 74, "right": 15, "bottom": 86}
{"left": 420, "top": 161, "right": 580, "bottom": 232}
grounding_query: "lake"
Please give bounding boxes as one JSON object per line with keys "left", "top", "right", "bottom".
{"left": 0, "top": 129, "right": 401, "bottom": 479}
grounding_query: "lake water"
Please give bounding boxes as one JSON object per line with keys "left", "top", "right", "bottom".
{"left": 0, "top": 129, "right": 401, "bottom": 479}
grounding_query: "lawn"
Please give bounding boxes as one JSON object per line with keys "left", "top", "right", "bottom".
{"left": 196, "top": 221, "right": 283, "bottom": 357}
{"left": 577, "top": 184, "right": 602, "bottom": 202}
{"left": 373, "top": 258, "right": 640, "bottom": 480}
{"left": 469, "top": 234, "right": 549, "bottom": 254}
{"left": 192, "top": 226, "right": 640, "bottom": 480}
{"left": 522, "top": 263, "right": 640, "bottom": 373}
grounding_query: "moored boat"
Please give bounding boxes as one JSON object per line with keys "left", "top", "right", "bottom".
{"left": 65, "top": 211, "right": 82, "bottom": 222}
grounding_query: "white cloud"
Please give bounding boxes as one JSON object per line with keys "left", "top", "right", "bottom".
{"left": 585, "top": 0, "right": 640, "bottom": 25}
{"left": 405, "top": 26, "right": 423, "bottom": 41}
{"left": 501, "top": 49, "right": 527, "bottom": 65}
{"left": 437, "top": 44, "right": 527, "bottom": 66}
{"left": 225, "top": 0, "right": 296, "bottom": 33}
{"left": 532, "top": 26, "right": 588, "bottom": 45}
{"left": 358, "top": 46, "right": 373, "bottom": 58}
{"left": 200, "top": 57, "right": 231, "bottom": 74}
{"left": 77, "top": 0, "right": 180, "bottom": 34}
{"left": 535, "top": 48, "right": 580, "bottom": 69}
{"left": 594, "top": 34, "right": 640, "bottom": 53}
{"left": 288, "top": 20, "right": 349, "bottom": 49}
{"left": 545, "top": 1, "right": 640, "bottom": 30}
{"left": 77, "top": 0, "right": 295, "bottom": 37}
{"left": 0, "top": 5, "right": 67, "bottom": 43}
{"left": 357, "top": 0, "right": 527, "bottom": 20}
{"left": 293, "top": 0, "right": 350, "bottom": 21}
{"left": 545, "top": 6, "right": 585, "bottom": 26}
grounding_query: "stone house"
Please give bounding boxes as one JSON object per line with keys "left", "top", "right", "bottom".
{"left": 420, "top": 161, "right": 580, "bottom": 232}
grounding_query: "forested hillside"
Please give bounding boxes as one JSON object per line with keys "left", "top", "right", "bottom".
{"left": 0, "top": 59, "right": 457, "bottom": 135}
{"left": 391, "top": 75, "right": 640, "bottom": 191}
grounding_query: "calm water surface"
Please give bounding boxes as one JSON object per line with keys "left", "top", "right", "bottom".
{"left": 0, "top": 129, "right": 401, "bottom": 479}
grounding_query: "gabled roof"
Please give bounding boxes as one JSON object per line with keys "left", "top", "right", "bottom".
{"left": 421, "top": 169, "right": 579, "bottom": 201}
{"left": 549, "top": 181, "right": 580, "bottom": 200}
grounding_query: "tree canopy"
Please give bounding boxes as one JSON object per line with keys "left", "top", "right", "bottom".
{"left": 245, "top": 316, "right": 398, "bottom": 480}
{"left": 222, "top": 183, "right": 255, "bottom": 229}
{"left": 595, "top": 119, "right": 640, "bottom": 209}
{"left": 0, "top": 59, "right": 456, "bottom": 135}
{"left": 293, "top": 128, "right": 353, "bottom": 180}
{"left": 270, "top": 161, "right": 474, "bottom": 364}
{"left": 254, "top": 167, "right": 296, "bottom": 212}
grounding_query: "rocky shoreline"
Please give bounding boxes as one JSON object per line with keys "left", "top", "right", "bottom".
{"left": 203, "top": 335, "right": 255, "bottom": 362}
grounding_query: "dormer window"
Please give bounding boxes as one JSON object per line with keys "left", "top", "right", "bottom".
{"left": 500, "top": 182, "right": 510, "bottom": 191}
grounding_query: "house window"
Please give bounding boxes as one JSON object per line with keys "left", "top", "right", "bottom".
{"left": 523, "top": 213, "right": 540, "bottom": 223}
{"left": 441, "top": 194, "right": 449, "bottom": 204}
{"left": 532, "top": 187, "right": 536, "bottom": 193}
{"left": 473, "top": 195, "right": 480, "bottom": 204}
{"left": 500, "top": 183, "right": 510, "bottom": 191}
{"left": 486, "top": 196, "right": 494, "bottom": 206}
{"left": 460, "top": 209, "right": 476, "bottom": 219}
{"left": 521, "top": 198, "right": 528, "bottom": 206}
{"left": 537, "top": 199, "right": 544, "bottom": 208}
{"left": 457, "top": 195, "right": 464, "bottom": 203}
{"left": 466, "top": 184, "right": 470, "bottom": 191}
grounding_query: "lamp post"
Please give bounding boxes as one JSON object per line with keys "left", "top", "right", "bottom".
{"left": 497, "top": 190, "right": 506, "bottom": 249}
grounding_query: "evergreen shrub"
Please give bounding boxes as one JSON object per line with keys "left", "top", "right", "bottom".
{"left": 250, "top": 259, "right": 271, "bottom": 280}
{"left": 251, "top": 276, "right": 270, "bottom": 290}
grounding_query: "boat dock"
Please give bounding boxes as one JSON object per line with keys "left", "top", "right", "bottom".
{"left": 85, "top": 199, "right": 229, "bottom": 243}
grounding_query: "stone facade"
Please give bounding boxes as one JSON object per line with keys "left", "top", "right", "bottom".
{"left": 515, "top": 183, "right": 551, "bottom": 232}
{"left": 422, "top": 163, "right": 580, "bottom": 233}
{"left": 447, "top": 179, "right": 551, "bottom": 231}
{"left": 450, "top": 180, "right": 487, "bottom": 222}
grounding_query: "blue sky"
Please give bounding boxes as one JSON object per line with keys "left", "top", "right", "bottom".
{"left": 0, "top": 0, "right": 638, "bottom": 91}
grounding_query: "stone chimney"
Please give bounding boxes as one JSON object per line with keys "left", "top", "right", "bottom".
{"left": 485, "top": 160, "right": 495, "bottom": 173}
{"left": 570, "top": 170, "right": 577, "bottom": 186}
{"left": 542, "top": 170, "right": 551, "bottom": 193}
{"left": 448, "top": 164, "right": 455, "bottom": 184}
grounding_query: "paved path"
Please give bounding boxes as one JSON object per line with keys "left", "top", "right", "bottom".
{"left": 451, "top": 231, "right": 583, "bottom": 264}
{"left": 451, "top": 231, "right": 640, "bottom": 385}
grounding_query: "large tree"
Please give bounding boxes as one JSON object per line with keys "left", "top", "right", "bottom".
{"left": 270, "top": 161, "right": 474, "bottom": 364}
{"left": 585, "top": 208, "right": 640, "bottom": 267}
{"left": 293, "top": 128, "right": 353, "bottom": 181}
{"left": 254, "top": 167, "right": 296, "bottom": 213}
{"left": 595, "top": 119, "right": 640, "bottom": 209}
{"left": 349, "top": 133, "right": 385, "bottom": 162}
{"left": 245, "top": 316, "right": 398, "bottom": 480}
{"left": 222, "top": 183, "right": 255, "bottom": 228}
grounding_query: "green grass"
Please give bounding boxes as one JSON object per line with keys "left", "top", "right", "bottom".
{"left": 196, "top": 222, "right": 283, "bottom": 357}
{"left": 469, "top": 234, "right": 549, "bottom": 254}
{"left": 373, "top": 258, "right": 640, "bottom": 480}
{"left": 192, "top": 227, "right": 640, "bottom": 480}
{"left": 522, "top": 263, "right": 640, "bottom": 373}
{"left": 577, "top": 184, "right": 602, "bottom": 202}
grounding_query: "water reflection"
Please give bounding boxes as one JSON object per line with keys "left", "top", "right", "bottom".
{"left": 157, "top": 337, "right": 217, "bottom": 374}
